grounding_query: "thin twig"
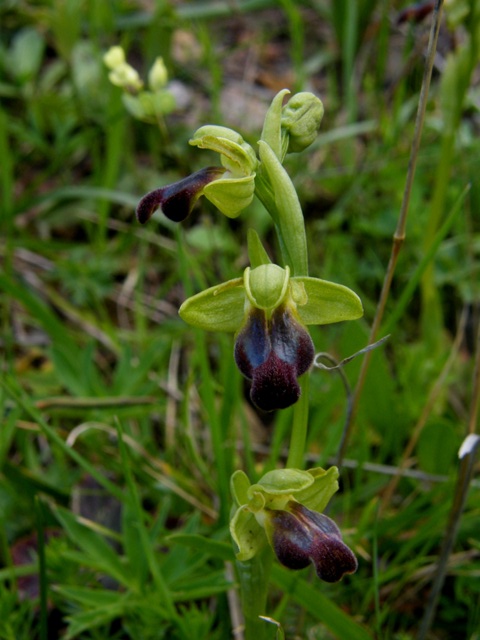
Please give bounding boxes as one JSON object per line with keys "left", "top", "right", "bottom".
{"left": 336, "top": 0, "right": 445, "bottom": 467}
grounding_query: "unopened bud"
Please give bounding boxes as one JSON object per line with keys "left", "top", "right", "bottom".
{"left": 281, "top": 92, "right": 324, "bottom": 153}
{"left": 148, "top": 57, "right": 168, "bottom": 91}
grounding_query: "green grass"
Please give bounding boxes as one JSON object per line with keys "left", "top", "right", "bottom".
{"left": 1, "top": 1, "right": 480, "bottom": 639}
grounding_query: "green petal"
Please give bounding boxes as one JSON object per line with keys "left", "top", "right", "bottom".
{"left": 292, "top": 277, "right": 363, "bottom": 325}
{"left": 295, "top": 467, "right": 339, "bottom": 513}
{"left": 203, "top": 174, "right": 255, "bottom": 218}
{"left": 230, "top": 506, "right": 265, "bottom": 561}
{"left": 178, "top": 278, "right": 245, "bottom": 332}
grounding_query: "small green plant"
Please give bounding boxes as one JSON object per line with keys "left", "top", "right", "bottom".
{"left": 136, "top": 88, "right": 363, "bottom": 638}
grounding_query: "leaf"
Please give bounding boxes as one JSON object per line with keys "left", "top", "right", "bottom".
{"left": 121, "top": 500, "right": 149, "bottom": 589}
{"left": 53, "top": 507, "right": 132, "bottom": 588}
{"left": 64, "top": 599, "right": 128, "bottom": 640}
{"left": 165, "top": 534, "right": 234, "bottom": 562}
{"left": 54, "top": 585, "right": 122, "bottom": 608}
{"left": 417, "top": 420, "right": 457, "bottom": 474}
{"left": 272, "top": 565, "right": 374, "bottom": 640}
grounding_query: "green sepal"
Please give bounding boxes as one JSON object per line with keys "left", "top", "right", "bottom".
{"left": 178, "top": 278, "right": 244, "bottom": 332}
{"left": 244, "top": 264, "right": 289, "bottom": 311}
{"left": 203, "top": 173, "right": 256, "bottom": 218}
{"left": 255, "top": 468, "right": 315, "bottom": 495}
{"left": 247, "top": 228, "right": 272, "bottom": 269}
{"left": 230, "top": 506, "right": 265, "bottom": 561}
{"left": 260, "top": 88, "right": 290, "bottom": 161}
{"left": 292, "top": 276, "right": 363, "bottom": 325}
{"left": 294, "top": 467, "right": 339, "bottom": 513}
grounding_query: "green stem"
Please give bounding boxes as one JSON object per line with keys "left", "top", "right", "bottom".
{"left": 236, "top": 547, "right": 274, "bottom": 640}
{"left": 286, "top": 374, "right": 310, "bottom": 469}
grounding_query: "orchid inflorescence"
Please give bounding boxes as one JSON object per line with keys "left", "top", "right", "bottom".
{"left": 135, "top": 88, "right": 362, "bottom": 589}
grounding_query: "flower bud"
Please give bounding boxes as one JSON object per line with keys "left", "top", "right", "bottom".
{"left": 281, "top": 92, "right": 324, "bottom": 153}
{"left": 108, "top": 63, "right": 143, "bottom": 92}
{"left": 103, "top": 46, "right": 125, "bottom": 69}
{"left": 148, "top": 57, "right": 168, "bottom": 91}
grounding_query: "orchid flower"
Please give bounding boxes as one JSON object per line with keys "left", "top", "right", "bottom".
{"left": 179, "top": 235, "right": 362, "bottom": 411}
{"left": 230, "top": 467, "right": 357, "bottom": 582}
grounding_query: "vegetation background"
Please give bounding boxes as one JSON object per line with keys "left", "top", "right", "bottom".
{"left": 1, "top": 1, "right": 479, "bottom": 639}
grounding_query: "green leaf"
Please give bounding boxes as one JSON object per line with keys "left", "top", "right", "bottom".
{"left": 54, "top": 585, "right": 122, "bottom": 608}
{"left": 63, "top": 599, "right": 128, "bottom": 640}
{"left": 417, "top": 420, "right": 457, "bottom": 474}
{"left": 272, "top": 565, "right": 374, "bottom": 640}
{"left": 166, "top": 534, "right": 234, "bottom": 562}
{"left": 293, "top": 276, "right": 363, "bottom": 324}
{"left": 122, "top": 500, "right": 149, "bottom": 589}
{"left": 53, "top": 506, "right": 132, "bottom": 588}
{"left": 178, "top": 278, "right": 244, "bottom": 332}
{"left": 171, "top": 571, "right": 232, "bottom": 601}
